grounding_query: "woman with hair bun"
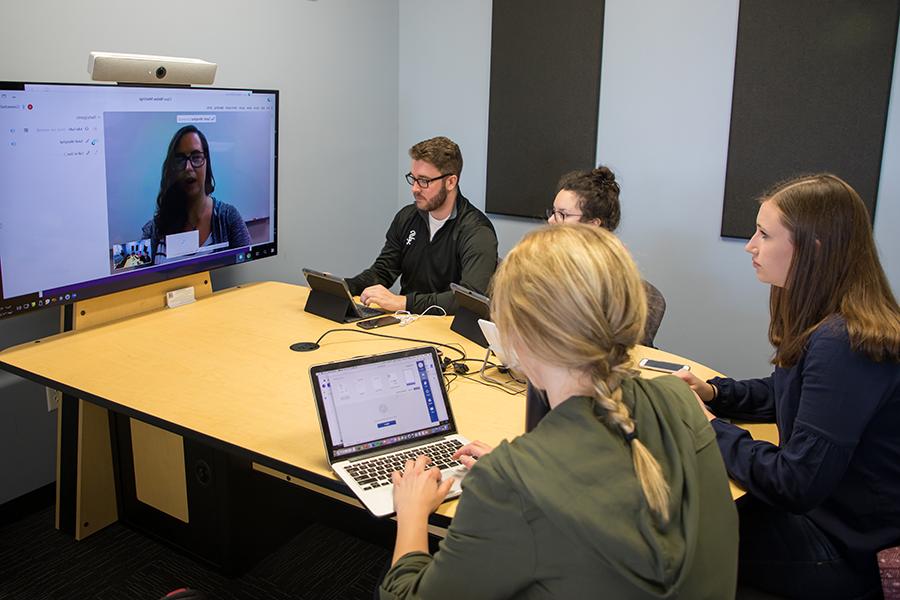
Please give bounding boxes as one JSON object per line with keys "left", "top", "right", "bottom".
{"left": 547, "top": 165, "right": 621, "bottom": 229}
{"left": 675, "top": 173, "right": 900, "bottom": 598}
{"left": 528, "top": 164, "right": 667, "bottom": 431}
{"left": 545, "top": 165, "right": 665, "bottom": 347}
{"left": 379, "top": 224, "right": 739, "bottom": 600}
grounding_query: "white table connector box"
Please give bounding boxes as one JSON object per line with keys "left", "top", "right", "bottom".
{"left": 166, "top": 287, "right": 196, "bottom": 308}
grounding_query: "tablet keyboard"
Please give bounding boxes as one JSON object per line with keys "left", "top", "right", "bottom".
{"left": 355, "top": 302, "right": 385, "bottom": 318}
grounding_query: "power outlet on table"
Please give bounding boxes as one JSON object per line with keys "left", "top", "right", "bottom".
{"left": 46, "top": 387, "right": 61, "bottom": 412}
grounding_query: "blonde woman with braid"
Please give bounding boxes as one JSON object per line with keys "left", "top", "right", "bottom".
{"left": 379, "top": 225, "right": 739, "bottom": 600}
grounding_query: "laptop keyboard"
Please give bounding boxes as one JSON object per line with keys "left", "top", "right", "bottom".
{"left": 345, "top": 439, "right": 464, "bottom": 490}
{"left": 355, "top": 302, "right": 385, "bottom": 318}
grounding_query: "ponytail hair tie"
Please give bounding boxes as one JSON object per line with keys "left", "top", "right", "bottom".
{"left": 623, "top": 427, "right": 638, "bottom": 444}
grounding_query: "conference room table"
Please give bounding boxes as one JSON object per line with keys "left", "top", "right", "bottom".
{"left": 0, "top": 280, "right": 777, "bottom": 568}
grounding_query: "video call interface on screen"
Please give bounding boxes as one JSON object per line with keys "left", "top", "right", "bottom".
{"left": 315, "top": 352, "right": 452, "bottom": 460}
{"left": 0, "top": 83, "right": 278, "bottom": 319}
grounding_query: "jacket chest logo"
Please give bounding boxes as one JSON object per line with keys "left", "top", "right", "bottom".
{"left": 405, "top": 229, "right": 417, "bottom": 246}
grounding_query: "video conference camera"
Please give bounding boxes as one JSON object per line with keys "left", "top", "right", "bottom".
{"left": 88, "top": 51, "right": 217, "bottom": 85}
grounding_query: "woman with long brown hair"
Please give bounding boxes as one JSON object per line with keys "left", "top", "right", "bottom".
{"left": 142, "top": 125, "right": 250, "bottom": 264}
{"left": 676, "top": 173, "right": 900, "bottom": 598}
{"left": 379, "top": 224, "right": 738, "bottom": 599}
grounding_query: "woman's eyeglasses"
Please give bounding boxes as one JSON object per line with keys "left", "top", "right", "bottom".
{"left": 173, "top": 152, "right": 206, "bottom": 169}
{"left": 545, "top": 207, "right": 583, "bottom": 222}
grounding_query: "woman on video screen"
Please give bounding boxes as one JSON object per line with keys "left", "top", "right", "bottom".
{"left": 142, "top": 125, "right": 250, "bottom": 264}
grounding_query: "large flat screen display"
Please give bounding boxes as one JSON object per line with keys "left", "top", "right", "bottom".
{"left": 0, "top": 82, "right": 278, "bottom": 320}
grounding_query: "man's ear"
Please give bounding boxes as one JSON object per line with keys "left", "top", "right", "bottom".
{"left": 445, "top": 174, "right": 459, "bottom": 192}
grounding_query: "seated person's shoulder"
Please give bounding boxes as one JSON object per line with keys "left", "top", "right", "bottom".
{"left": 637, "top": 373, "right": 694, "bottom": 401}
{"left": 216, "top": 199, "right": 242, "bottom": 218}
{"left": 456, "top": 209, "right": 498, "bottom": 246}
{"left": 809, "top": 316, "right": 851, "bottom": 348}
{"left": 464, "top": 204, "right": 496, "bottom": 229}
{"left": 634, "top": 376, "right": 716, "bottom": 448}
{"left": 390, "top": 203, "right": 422, "bottom": 226}
{"left": 459, "top": 441, "right": 519, "bottom": 497}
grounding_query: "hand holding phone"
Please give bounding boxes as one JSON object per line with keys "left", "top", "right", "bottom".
{"left": 669, "top": 368, "right": 717, "bottom": 403}
{"left": 356, "top": 315, "right": 401, "bottom": 330}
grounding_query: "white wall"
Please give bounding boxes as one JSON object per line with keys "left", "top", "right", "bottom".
{"left": 397, "top": 0, "right": 494, "bottom": 211}
{"left": 399, "top": 0, "right": 900, "bottom": 381}
{"left": 595, "top": 0, "right": 771, "bottom": 377}
{"left": 0, "top": 0, "right": 400, "bottom": 503}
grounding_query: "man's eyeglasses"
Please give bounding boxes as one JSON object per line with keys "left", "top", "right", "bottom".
{"left": 405, "top": 172, "right": 452, "bottom": 189}
{"left": 173, "top": 152, "right": 207, "bottom": 169}
{"left": 545, "top": 207, "right": 584, "bottom": 222}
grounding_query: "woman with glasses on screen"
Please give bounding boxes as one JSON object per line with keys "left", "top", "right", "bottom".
{"left": 674, "top": 174, "right": 900, "bottom": 598}
{"left": 379, "top": 224, "right": 739, "bottom": 600}
{"left": 142, "top": 125, "right": 250, "bottom": 264}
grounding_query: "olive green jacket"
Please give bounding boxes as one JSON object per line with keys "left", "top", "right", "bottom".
{"left": 380, "top": 376, "right": 738, "bottom": 599}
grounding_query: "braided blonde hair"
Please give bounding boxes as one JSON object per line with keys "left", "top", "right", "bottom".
{"left": 491, "top": 224, "right": 671, "bottom": 523}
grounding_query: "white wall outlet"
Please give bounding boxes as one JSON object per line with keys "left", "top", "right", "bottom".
{"left": 46, "top": 387, "right": 61, "bottom": 412}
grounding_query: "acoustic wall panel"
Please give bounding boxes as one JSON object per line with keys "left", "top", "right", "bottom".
{"left": 722, "top": 0, "right": 899, "bottom": 238}
{"left": 485, "top": 0, "right": 605, "bottom": 219}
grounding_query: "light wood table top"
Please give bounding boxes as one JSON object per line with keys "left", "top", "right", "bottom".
{"left": 0, "top": 281, "right": 774, "bottom": 520}
{"left": 628, "top": 346, "right": 779, "bottom": 500}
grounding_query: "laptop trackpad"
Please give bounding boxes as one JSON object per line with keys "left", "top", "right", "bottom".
{"left": 443, "top": 465, "right": 468, "bottom": 495}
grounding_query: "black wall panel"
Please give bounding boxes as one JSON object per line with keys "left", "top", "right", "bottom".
{"left": 485, "top": 0, "right": 605, "bottom": 219}
{"left": 722, "top": 0, "right": 899, "bottom": 238}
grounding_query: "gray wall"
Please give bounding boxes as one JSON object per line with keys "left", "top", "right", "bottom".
{"left": 399, "top": 0, "right": 900, "bottom": 380}
{"left": 0, "top": 0, "right": 400, "bottom": 504}
{"left": 397, "top": 1, "right": 493, "bottom": 212}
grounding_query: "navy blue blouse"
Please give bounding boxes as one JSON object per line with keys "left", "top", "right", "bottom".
{"left": 708, "top": 318, "right": 900, "bottom": 557}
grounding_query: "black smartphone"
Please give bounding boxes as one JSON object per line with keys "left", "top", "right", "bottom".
{"left": 356, "top": 315, "right": 401, "bottom": 330}
{"left": 638, "top": 358, "right": 690, "bottom": 373}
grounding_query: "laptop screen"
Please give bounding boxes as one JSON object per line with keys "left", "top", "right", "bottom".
{"left": 310, "top": 347, "right": 456, "bottom": 461}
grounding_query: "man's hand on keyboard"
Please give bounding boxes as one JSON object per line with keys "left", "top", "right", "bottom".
{"left": 453, "top": 440, "right": 494, "bottom": 469}
{"left": 360, "top": 284, "right": 406, "bottom": 312}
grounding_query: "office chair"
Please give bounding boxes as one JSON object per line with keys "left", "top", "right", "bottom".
{"left": 641, "top": 280, "right": 666, "bottom": 348}
{"left": 880, "top": 545, "right": 900, "bottom": 599}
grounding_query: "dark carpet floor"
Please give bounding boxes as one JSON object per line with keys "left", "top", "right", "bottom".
{"left": 0, "top": 506, "right": 391, "bottom": 600}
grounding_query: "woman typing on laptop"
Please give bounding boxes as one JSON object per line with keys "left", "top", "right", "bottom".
{"left": 379, "top": 224, "right": 739, "bottom": 599}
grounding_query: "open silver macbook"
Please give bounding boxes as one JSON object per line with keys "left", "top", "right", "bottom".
{"left": 309, "top": 346, "right": 469, "bottom": 517}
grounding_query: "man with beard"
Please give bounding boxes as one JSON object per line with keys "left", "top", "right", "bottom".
{"left": 346, "top": 136, "right": 498, "bottom": 314}
{"left": 142, "top": 125, "right": 250, "bottom": 264}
